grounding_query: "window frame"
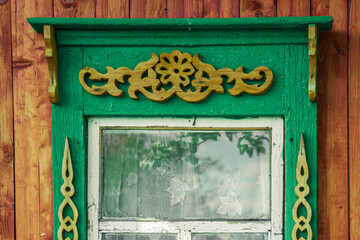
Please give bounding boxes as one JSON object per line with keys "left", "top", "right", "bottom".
{"left": 87, "top": 117, "right": 284, "bottom": 240}
{"left": 26, "top": 16, "right": 334, "bottom": 240}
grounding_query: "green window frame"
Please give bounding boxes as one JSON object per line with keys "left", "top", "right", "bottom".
{"left": 28, "top": 17, "right": 333, "bottom": 240}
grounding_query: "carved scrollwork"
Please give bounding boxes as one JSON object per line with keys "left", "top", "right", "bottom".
{"left": 79, "top": 50, "right": 274, "bottom": 103}
{"left": 292, "top": 134, "right": 312, "bottom": 240}
{"left": 58, "top": 137, "right": 79, "bottom": 240}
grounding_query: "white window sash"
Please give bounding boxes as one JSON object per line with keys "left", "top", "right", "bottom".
{"left": 88, "top": 117, "right": 284, "bottom": 240}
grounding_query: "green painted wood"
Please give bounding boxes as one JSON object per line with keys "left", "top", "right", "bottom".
{"left": 38, "top": 16, "right": 329, "bottom": 240}
{"left": 56, "top": 29, "right": 308, "bottom": 46}
{"left": 284, "top": 45, "right": 317, "bottom": 240}
{"left": 27, "top": 16, "right": 332, "bottom": 33}
{"left": 52, "top": 46, "right": 86, "bottom": 240}
{"left": 83, "top": 45, "right": 285, "bottom": 117}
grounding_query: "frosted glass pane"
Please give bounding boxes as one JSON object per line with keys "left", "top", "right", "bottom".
{"left": 101, "top": 129, "right": 270, "bottom": 220}
{"left": 192, "top": 234, "right": 268, "bottom": 240}
{"left": 102, "top": 234, "right": 177, "bottom": 240}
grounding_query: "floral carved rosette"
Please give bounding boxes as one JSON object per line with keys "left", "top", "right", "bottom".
{"left": 79, "top": 50, "right": 274, "bottom": 103}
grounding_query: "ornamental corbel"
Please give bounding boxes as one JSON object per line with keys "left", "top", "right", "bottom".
{"left": 308, "top": 24, "right": 318, "bottom": 102}
{"left": 44, "top": 25, "right": 59, "bottom": 104}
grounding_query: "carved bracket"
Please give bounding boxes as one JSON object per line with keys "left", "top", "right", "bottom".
{"left": 79, "top": 50, "right": 274, "bottom": 103}
{"left": 44, "top": 25, "right": 59, "bottom": 104}
{"left": 58, "top": 137, "right": 78, "bottom": 240}
{"left": 308, "top": 25, "right": 318, "bottom": 102}
{"left": 292, "top": 134, "right": 312, "bottom": 240}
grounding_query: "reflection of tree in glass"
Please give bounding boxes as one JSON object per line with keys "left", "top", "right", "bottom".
{"left": 141, "top": 131, "right": 269, "bottom": 169}
{"left": 102, "top": 130, "right": 270, "bottom": 219}
{"left": 236, "top": 132, "right": 269, "bottom": 158}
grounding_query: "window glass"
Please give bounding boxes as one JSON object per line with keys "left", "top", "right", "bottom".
{"left": 101, "top": 129, "right": 270, "bottom": 220}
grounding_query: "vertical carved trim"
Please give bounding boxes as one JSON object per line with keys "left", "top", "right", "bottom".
{"left": 44, "top": 25, "right": 59, "bottom": 104}
{"left": 308, "top": 25, "right": 318, "bottom": 102}
{"left": 58, "top": 137, "right": 79, "bottom": 240}
{"left": 292, "top": 134, "right": 312, "bottom": 240}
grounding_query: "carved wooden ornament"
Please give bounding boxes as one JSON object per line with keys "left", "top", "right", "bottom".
{"left": 79, "top": 50, "right": 274, "bottom": 103}
{"left": 292, "top": 134, "right": 312, "bottom": 240}
{"left": 308, "top": 25, "right": 317, "bottom": 102}
{"left": 44, "top": 25, "right": 59, "bottom": 104}
{"left": 58, "top": 137, "right": 79, "bottom": 240}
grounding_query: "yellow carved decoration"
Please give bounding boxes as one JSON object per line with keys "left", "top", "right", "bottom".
{"left": 292, "top": 134, "right": 312, "bottom": 240}
{"left": 79, "top": 50, "right": 273, "bottom": 103}
{"left": 308, "top": 25, "right": 317, "bottom": 102}
{"left": 58, "top": 137, "right": 79, "bottom": 240}
{"left": 44, "top": 25, "right": 59, "bottom": 104}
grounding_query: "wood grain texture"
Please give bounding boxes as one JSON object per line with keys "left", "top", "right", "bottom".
{"left": 54, "top": 0, "right": 95, "bottom": 17}
{"left": 167, "top": 0, "right": 185, "bottom": 18}
{"left": 220, "top": 0, "right": 239, "bottom": 17}
{"left": 52, "top": 46, "right": 86, "bottom": 240}
{"left": 204, "top": 0, "right": 220, "bottom": 17}
{"left": 0, "top": 0, "right": 15, "bottom": 239}
{"left": 96, "top": 0, "right": 129, "bottom": 18}
{"left": 277, "top": 0, "right": 310, "bottom": 16}
{"left": 11, "top": 0, "right": 53, "bottom": 239}
{"left": 167, "top": 0, "right": 205, "bottom": 18}
{"left": 240, "top": 0, "right": 276, "bottom": 17}
{"left": 312, "top": 0, "right": 349, "bottom": 239}
{"left": 184, "top": 0, "right": 204, "bottom": 18}
{"left": 204, "top": 0, "right": 240, "bottom": 18}
{"left": 349, "top": 0, "right": 360, "bottom": 239}
{"left": 284, "top": 45, "right": 318, "bottom": 240}
{"left": 3, "top": 1, "right": 355, "bottom": 240}
{"left": 130, "top": 0, "right": 166, "bottom": 18}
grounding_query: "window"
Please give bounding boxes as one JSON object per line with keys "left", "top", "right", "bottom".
{"left": 27, "top": 16, "right": 332, "bottom": 240}
{"left": 88, "top": 118, "right": 283, "bottom": 240}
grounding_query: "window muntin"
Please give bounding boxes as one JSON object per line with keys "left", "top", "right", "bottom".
{"left": 88, "top": 118, "right": 283, "bottom": 240}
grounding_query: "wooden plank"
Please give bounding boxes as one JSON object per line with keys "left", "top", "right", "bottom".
{"left": 54, "top": 0, "right": 95, "bottom": 17}
{"left": 52, "top": 46, "right": 86, "bottom": 240}
{"left": 204, "top": 0, "right": 240, "bottom": 18}
{"left": 312, "top": 0, "right": 349, "bottom": 239}
{"left": 27, "top": 16, "right": 333, "bottom": 33}
{"left": 204, "top": 0, "right": 219, "bottom": 17}
{"left": 167, "top": 0, "right": 204, "bottom": 18}
{"left": 220, "top": 0, "right": 239, "bottom": 17}
{"left": 35, "top": 29, "right": 53, "bottom": 240}
{"left": 130, "top": 0, "right": 166, "bottom": 18}
{"left": 11, "top": 0, "right": 53, "bottom": 239}
{"left": 240, "top": 0, "right": 276, "bottom": 17}
{"left": 96, "top": 0, "right": 129, "bottom": 18}
{"left": 0, "top": 0, "right": 15, "bottom": 239}
{"left": 167, "top": 0, "right": 185, "bottom": 18}
{"left": 277, "top": 0, "right": 310, "bottom": 16}
{"left": 184, "top": 0, "right": 204, "bottom": 18}
{"left": 284, "top": 45, "right": 318, "bottom": 240}
{"left": 349, "top": 0, "right": 360, "bottom": 239}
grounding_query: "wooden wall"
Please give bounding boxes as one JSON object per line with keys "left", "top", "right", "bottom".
{"left": 0, "top": 0, "right": 357, "bottom": 239}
